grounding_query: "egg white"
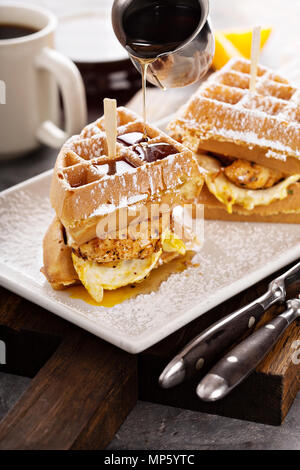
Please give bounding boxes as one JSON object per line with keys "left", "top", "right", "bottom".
{"left": 72, "top": 249, "right": 163, "bottom": 302}
{"left": 196, "top": 154, "right": 300, "bottom": 213}
{"left": 71, "top": 227, "right": 192, "bottom": 303}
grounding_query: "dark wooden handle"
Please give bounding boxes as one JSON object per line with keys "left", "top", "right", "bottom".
{"left": 183, "top": 302, "right": 265, "bottom": 378}
{"left": 197, "top": 315, "right": 290, "bottom": 401}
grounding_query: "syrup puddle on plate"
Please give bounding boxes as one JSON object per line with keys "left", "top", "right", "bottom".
{"left": 68, "top": 252, "right": 198, "bottom": 308}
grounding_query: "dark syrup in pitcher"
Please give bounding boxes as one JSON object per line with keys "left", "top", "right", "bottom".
{"left": 120, "top": 0, "right": 202, "bottom": 59}
{"left": 113, "top": 0, "right": 201, "bottom": 150}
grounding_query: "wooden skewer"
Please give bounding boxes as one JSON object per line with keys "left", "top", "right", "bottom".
{"left": 250, "top": 26, "right": 261, "bottom": 92}
{"left": 104, "top": 98, "right": 117, "bottom": 159}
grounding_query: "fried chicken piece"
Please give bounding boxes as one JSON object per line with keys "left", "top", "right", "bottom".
{"left": 224, "top": 159, "right": 284, "bottom": 189}
{"left": 73, "top": 237, "right": 160, "bottom": 263}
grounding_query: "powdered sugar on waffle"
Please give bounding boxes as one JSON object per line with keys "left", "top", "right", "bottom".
{"left": 170, "top": 58, "right": 300, "bottom": 158}
{"left": 90, "top": 193, "right": 148, "bottom": 217}
{"left": 211, "top": 129, "right": 295, "bottom": 156}
{"left": 266, "top": 149, "right": 287, "bottom": 162}
{"left": 53, "top": 108, "right": 202, "bottom": 224}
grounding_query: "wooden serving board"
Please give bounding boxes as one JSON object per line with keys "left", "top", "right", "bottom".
{"left": 139, "top": 261, "right": 300, "bottom": 426}
{"left": 0, "top": 261, "right": 299, "bottom": 449}
{"left": 0, "top": 287, "right": 138, "bottom": 450}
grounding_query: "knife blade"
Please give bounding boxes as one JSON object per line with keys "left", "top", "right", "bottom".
{"left": 197, "top": 296, "right": 300, "bottom": 401}
{"left": 159, "top": 260, "right": 300, "bottom": 389}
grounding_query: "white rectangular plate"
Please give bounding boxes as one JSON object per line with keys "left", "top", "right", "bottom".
{"left": 0, "top": 170, "right": 299, "bottom": 353}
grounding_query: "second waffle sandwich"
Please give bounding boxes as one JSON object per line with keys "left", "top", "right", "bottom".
{"left": 169, "top": 58, "right": 300, "bottom": 223}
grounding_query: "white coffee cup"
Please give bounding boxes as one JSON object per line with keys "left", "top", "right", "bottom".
{"left": 0, "top": 3, "right": 87, "bottom": 158}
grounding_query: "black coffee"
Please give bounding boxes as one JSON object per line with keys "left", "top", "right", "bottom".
{"left": 0, "top": 23, "right": 38, "bottom": 40}
{"left": 114, "top": 0, "right": 202, "bottom": 59}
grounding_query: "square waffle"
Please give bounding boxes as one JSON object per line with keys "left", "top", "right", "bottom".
{"left": 169, "top": 58, "right": 300, "bottom": 175}
{"left": 51, "top": 107, "right": 204, "bottom": 245}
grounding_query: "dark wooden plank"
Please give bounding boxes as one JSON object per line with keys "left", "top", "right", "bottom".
{"left": 0, "top": 289, "right": 138, "bottom": 449}
{"left": 138, "top": 262, "right": 300, "bottom": 426}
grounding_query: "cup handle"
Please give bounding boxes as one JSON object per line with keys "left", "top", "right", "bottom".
{"left": 35, "top": 47, "right": 87, "bottom": 148}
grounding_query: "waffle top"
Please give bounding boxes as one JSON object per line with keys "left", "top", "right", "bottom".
{"left": 168, "top": 58, "right": 300, "bottom": 162}
{"left": 51, "top": 107, "right": 204, "bottom": 231}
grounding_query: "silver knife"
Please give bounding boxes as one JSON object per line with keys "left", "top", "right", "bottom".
{"left": 159, "top": 261, "right": 300, "bottom": 389}
{"left": 197, "top": 295, "right": 300, "bottom": 401}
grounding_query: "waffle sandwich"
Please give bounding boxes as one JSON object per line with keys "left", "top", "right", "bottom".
{"left": 42, "top": 107, "right": 204, "bottom": 302}
{"left": 169, "top": 58, "right": 300, "bottom": 223}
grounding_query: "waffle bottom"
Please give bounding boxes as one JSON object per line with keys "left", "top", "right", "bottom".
{"left": 203, "top": 206, "right": 300, "bottom": 224}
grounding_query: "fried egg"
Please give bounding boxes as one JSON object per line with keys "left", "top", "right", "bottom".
{"left": 71, "top": 228, "right": 189, "bottom": 302}
{"left": 72, "top": 250, "right": 163, "bottom": 303}
{"left": 161, "top": 229, "right": 187, "bottom": 255}
{"left": 197, "top": 154, "right": 300, "bottom": 213}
